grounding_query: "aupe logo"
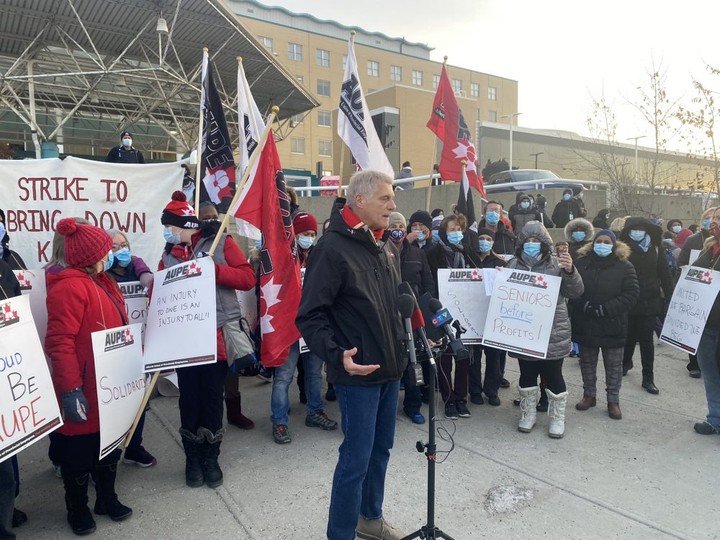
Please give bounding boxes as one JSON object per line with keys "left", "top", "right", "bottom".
{"left": 507, "top": 271, "right": 549, "bottom": 289}
{"left": 448, "top": 269, "right": 483, "bottom": 282}
{"left": 685, "top": 268, "right": 713, "bottom": 284}
{"left": 14, "top": 272, "right": 32, "bottom": 291}
{"left": 162, "top": 261, "right": 203, "bottom": 285}
{"left": 0, "top": 302, "right": 20, "bottom": 328}
{"left": 104, "top": 328, "right": 135, "bottom": 352}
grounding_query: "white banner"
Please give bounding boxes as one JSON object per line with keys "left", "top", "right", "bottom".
{"left": 143, "top": 258, "right": 217, "bottom": 372}
{"left": 482, "top": 268, "right": 562, "bottom": 359}
{"left": 92, "top": 323, "right": 145, "bottom": 460}
{"left": 13, "top": 269, "right": 48, "bottom": 348}
{"left": 660, "top": 266, "right": 720, "bottom": 354}
{"left": 437, "top": 268, "right": 492, "bottom": 344}
{"left": 0, "top": 156, "right": 181, "bottom": 266}
{"left": 0, "top": 295, "right": 63, "bottom": 463}
{"left": 118, "top": 281, "right": 149, "bottom": 344}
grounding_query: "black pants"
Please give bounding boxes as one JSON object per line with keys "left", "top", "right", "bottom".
{"left": 49, "top": 432, "right": 120, "bottom": 478}
{"left": 0, "top": 459, "right": 14, "bottom": 540}
{"left": 468, "top": 346, "right": 503, "bottom": 398}
{"left": 177, "top": 361, "right": 228, "bottom": 434}
{"left": 518, "top": 358, "right": 566, "bottom": 394}
{"left": 623, "top": 314, "right": 656, "bottom": 376}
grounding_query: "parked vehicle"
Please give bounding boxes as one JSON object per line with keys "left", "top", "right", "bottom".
{"left": 486, "top": 169, "right": 584, "bottom": 194}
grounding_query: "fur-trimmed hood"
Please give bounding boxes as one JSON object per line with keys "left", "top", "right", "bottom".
{"left": 619, "top": 216, "right": 663, "bottom": 246}
{"left": 516, "top": 220, "right": 553, "bottom": 247}
{"left": 564, "top": 217, "right": 594, "bottom": 240}
{"left": 577, "top": 240, "right": 631, "bottom": 261}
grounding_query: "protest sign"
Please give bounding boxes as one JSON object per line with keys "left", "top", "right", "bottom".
{"left": 143, "top": 258, "right": 217, "bottom": 371}
{"left": 437, "top": 268, "right": 492, "bottom": 344}
{"left": 660, "top": 266, "right": 720, "bottom": 354}
{"left": 118, "top": 281, "right": 149, "bottom": 343}
{"left": 13, "top": 269, "right": 48, "bottom": 348}
{"left": 92, "top": 323, "right": 145, "bottom": 460}
{"left": 481, "top": 268, "right": 561, "bottom": 359}
{"left": 0, "top": 157, "right": 180, "bottom": 266}
{"left": 0, "top": 295, "right": 62, "bottom": 463}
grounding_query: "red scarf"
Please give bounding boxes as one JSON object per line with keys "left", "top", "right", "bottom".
{"left": 341, "top": 205, "right": 385, "bottom": 241}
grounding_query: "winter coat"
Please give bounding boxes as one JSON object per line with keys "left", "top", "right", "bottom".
{"left": 475, "top": 219, "right": 516, "bottom": 254}
{"left": 398, "top": 240, "right": 437, "bottom": 298}
{"left": 570, "top": 242, "right": 640, "bottom": 348}
{"left": 426, "top": 228, "right": 483, "bottom": 277}
{"left": 507, "top": 221, "right": 584, "bottom": 360}
{"left": 296, "top": 200, "right": 407, "bottom": 386}
{"left": 552, "top": 199, "right": 582, "bottom": 228}
{"left": 564, "top": 218, "right": 594, "bottom": 260}
{"left": 691, "top": 243, "right": 720, "bottom": 330}
{"left": 45, "top": 269, "right": 128, "bottom": 436}
{"left": 1, "top": 248, "right": 26, "bottom": 270}
{"left": 105, "top": 145, "right": 145, "bottom": 163}
{"left": 678, "top": 229, "right": 710, "bottom": 266}
{"left": 0, "top": 259, "right": 21, "bottom": 299}
{"left": 107, "top": 255, "right": 153, "bottom": 288}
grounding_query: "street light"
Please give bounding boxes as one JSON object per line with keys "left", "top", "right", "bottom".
{"left": 529, "top": 152, "right": 544, "bottom": 169}
{"left": 626, "top": 135, "right": 646, "bottom": 181}
{"left": 501, "top": 112, "right": 522, "bottom": 171}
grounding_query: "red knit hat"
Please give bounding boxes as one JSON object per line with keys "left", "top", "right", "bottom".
{"left": 161, "top": 191, "right": 200, "bottom": 229}
{"left": 56, "top": 218, "right": 112, "bottom": 268}
{"left": 293, "top": 212, "right": 318, "bottom": 235}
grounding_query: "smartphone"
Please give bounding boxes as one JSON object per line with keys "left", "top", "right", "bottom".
{"left": 555, "top": 242, "right": 569, "bottom": 256}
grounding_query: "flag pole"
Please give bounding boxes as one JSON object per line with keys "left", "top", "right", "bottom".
{"left": 124, "top": 371, "right": 159, "bottom": 448}
{"left": 194, "top": 47, "right": 208, "bottom": 212}
{"left": 206, "top": 106, "right": 279, "bottom": 257}
{"left": 426, "top": 55, "right": 448, "bottom": 212}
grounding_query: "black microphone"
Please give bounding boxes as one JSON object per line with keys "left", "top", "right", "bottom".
{"left": 398, "top": 293, "right": 424, "bottom": 386}
{"left": 427, "top": 298, "right": 470, "bottom": 361}
{"left": 399, "top": 283, "right": 437, "bottom": 362}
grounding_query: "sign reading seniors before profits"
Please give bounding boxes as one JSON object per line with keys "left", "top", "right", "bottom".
{"left": 660, "top": 266, "right": 720, "bottom": 354}
{"left": 0, "top": 295, "right": 63, "bottom": 463}
{"left": 92, "top": 323, "right": 145, "bottom": 460}
{"left": 143, "top": 257, "right": 217, "bottom": 371}
{"left": 482, "top": 268, "right": 561, "bottom": 359}
{"left": 437, "top": 268, "right": 492, "bottom": 344}
{"left": 13, "top": 269, "right": 48, "bottom": 348}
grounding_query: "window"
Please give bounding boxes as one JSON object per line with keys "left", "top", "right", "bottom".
{"left": 317, "top": 110, "right": 331, "bottom": 127}
{"left": 291, "top": 137, "right": 305, "bottom": 154}
{"left": 319, "top": 140, "right": 332, "bottom": 157}
{"left": 317, "top": 79, "right": 331, "bottom": 97}
{"left": 316, "top": 48, "right": 330, "bottom": 67}
{"left": 260, "top": 37, "right": 273, "bottom": 51}
{"left": 412, "top": 70, "right": 423, "bottom": 86}
{"left": 470, "top": 83, "right": 480, "bottom": 97}
{"left": 367, "top": 60, "right": 379, "bottom": 77}
{"left": 452, "top": 79, "right": 462, "bottom": 93}
{"left": 390, "top": 65, "right": 402, "bottom": 81}
{"left": 290, "top": 113, "right": 304, "bottom": 125}
{"left": 488, "top": 86, "right": 497, "bottom": 101}
{"left": 488, "top": 110, "right": 497, "bottom": 122}
{"left": 432, "top": 74, "right": 440, "bottom": 89}
{"left": 288, "top": 43, "right": 303, "bottom": 61}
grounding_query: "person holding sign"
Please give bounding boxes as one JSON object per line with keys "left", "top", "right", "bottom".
{"left": 570, "top": 230, "right": 639, "bottom": 420}
{"left": 45, "top": 219, "right": 133, "bottom": 535}
{"left": 691, "top": 213, "right": 720, "bottom": 436}
{"left": 506, "top": 221, "right": 583, "bottom": 438}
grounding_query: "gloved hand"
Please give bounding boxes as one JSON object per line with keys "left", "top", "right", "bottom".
{"left": 583, "top": 301, "right": 594, "bottom": 315}
{"left": 62, "top": 388, "right": 89, "bottom": 422}
{"left": 593, "top": 304, "right": 607, "bottom": 318}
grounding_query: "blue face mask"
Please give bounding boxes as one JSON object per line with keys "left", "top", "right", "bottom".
{"left": 571, "top": 231, "right": 586, "bottom": 242}
{"left": 163, "top": 226, "right": 182, "bottom": 245}
{"left": 389, "top": 229, "right": 406, "bottom": 243}
{"left": 432, "top": 230, "right": 440, "bottom": 242}
{"left": 0, "top": 222, "right": 5, "bottom": 240}
{"left": 415, "top": 230, "right": 426, "bottom": 242}
{"left": 297, "top": 236, "right": 314, "bottom": 250}
{"left": 254, "top": 239, "right": 263, "bottom": 250}
{"left": 671, "top": 225, "right": 681, "bottom": 234}
{"left": 478, "top": 240, "right": 493, "bottom": 253}
{"left": 523, "top": 242, "right": 541, "bottom": 258}
{"left": 593, "top": 243, "right": 613, "bottom": 257}
{"left": 103, "top": 250, "right": 114, "bottom": 272}
{"left": 629, "top": 229, "right": 646, "bottom": 242}
{"left": 703, "top": 218, "right": 712, "bottom": 230}
{"left": 115, "top": 247, "right": 132, "bottom": 267}
{"left": 520, "top": 201, "right": 530, "bottom": 210}
{"left": 122, "top": 138, "right": 132, "bottom": 148}
{"left": 447, "top": 231, "right": 463, "bottom": 245}
{"left": 485, "top": 211, "right": 500, "bottom": 226}
{"left": 563, "top": 194, "right": 572, "bottom": 201}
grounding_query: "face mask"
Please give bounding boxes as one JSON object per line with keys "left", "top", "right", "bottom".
{"left": 447, "top": 231, "right": 463, "bottom": 245}
{"left": 485, "top": 211, "right": 500, "bottom": 226}
{"left": 115, "top": 247, "right": 132, "bottom": 267}
{"left": 703, "top": 218, "right": 712, "bottom": 230}
{"left": 520, "top": 201, "right": 530, "bottom": 210}
{"left": 629, "top": 230, "right": 646, "bottom": 242}
{"left": 593, "top": 243, "right": 613, "bottom": 257}
{"left": 297, "top": 236, "right": 314, "bottom": 250}
{"left": 523, "top": 242, "right": 541, "bottom": 258}
{"left": 415, "top": 230, "right": 426, "bottom": 242}
{"left": 0, "top": 222, "right": 5, "bottom": 241}
{"left": 122, "top": 138, "right": 132, "bottom": 148}
{"left": 563, "top": 194, "right": 572, "bottom": 201}
{"left": 254, "top": 239, "right": 263, "bottom": 250}
{"left": 671, "top": 225, "right": 681, "bottom": 234}
{"left": 103, "top": 250, "right": 114, "bottom": 272}
{"left": 432, "top": 230, "right": 440, "bottom": 242}
{"left": 163, "top": 226, "right": 182, "bottom": 245}
{"left": 389, "top": 229, "right": 406, "bottom": 243}
{"left": 478, "top": 240, "right": 493, "bottom": 253}
{"left": 571, "top": 231, "right": 586, "bottom": 242}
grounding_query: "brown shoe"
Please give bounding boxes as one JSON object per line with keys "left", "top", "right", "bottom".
{"left": 608, "top": 402, "right": 622, "bottom": 420}
{"left": 575, "top": 395, "right": 596, "bottom": 411}
{"left": 226, "top": 397, "right": 255, "bottom": 430}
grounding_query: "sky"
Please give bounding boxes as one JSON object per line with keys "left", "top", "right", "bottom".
{"left": 263, "top": 0, "right": 720, "bottom": 151}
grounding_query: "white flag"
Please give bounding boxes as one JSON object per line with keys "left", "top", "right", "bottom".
{"left": 337, "top": 35, "right": 394, "bottom": 178}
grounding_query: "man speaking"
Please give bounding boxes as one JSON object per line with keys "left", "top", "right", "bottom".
{"left": 297, "top": 170, "right": 407, "bottom": 540}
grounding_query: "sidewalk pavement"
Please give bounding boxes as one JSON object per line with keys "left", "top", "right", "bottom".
{"left": 12, "top": 341, "right": 719, "bottom": 539}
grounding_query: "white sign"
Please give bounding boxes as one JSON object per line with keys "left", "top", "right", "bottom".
{"left": 437, "top": 268, "right": 492, "bottom": 344}
{"left": 118, "top": 281, "right": 149, "bottom": 343}
{"left": 660, "top": 266, "right": 720, "bottom": 354}
{"left": 13, "top": 269, "right": 48, "bottom": 348}
{"left": 481, "top": 268, "right": 562, "bottom": 359}
{"left": 92, "top": 323, "right": 145, "bottom": 460}
{"left": 0, "top": 295, "right": 63, "bottom": 463}
{"left": 143, "top": 258, "right": 217, "bottom": 371}
{"left": 0, "top": 157, "right": 181, "bottom": 266}
{"left": 689, "top": 249, "right": 701, "bottom": 266}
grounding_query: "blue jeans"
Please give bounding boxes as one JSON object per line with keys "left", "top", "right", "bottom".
{"left": 327, "top": 380, "right": 400, "bottom": 540}
{"left": 271, "top": 342, "right": 324, "bottom": 425}
{"left": 696, "top": 328, "right": 720, "bottom": 430}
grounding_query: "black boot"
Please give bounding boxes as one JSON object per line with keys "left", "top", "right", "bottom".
{"left": 180, "top": 428, "right": 205, "bottom": 488}
{"left": 92, "top": 450, "right": 132, "bottom": 522}
{"left": 642, "top": 375, "right": 659, "bottom": 394}
{"left": 62, "top": 472, "right": 96, "bottom": 535}
{"left": 199, "top": 428, "right": 224, "bottom": 488}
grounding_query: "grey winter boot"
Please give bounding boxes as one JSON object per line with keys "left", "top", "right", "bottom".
{"left": 518, "top": 386, "right": 539, "bottom": 433}
{"left": 546, "top": 389, "right": 568, "bottom": 439}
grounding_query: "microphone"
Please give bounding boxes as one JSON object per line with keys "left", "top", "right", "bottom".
{"left": 398, "top": 282, "right": 425, "bottom": 330}
{"left": 427, "top": 298, "right": 470, "bottom": 361}
{"left": 398, "top": 293, "right": 425, "bottom": 386}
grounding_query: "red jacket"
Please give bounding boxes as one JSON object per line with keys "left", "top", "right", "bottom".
{"left": 45, "top": 269, "right": 128, "bottom": 436}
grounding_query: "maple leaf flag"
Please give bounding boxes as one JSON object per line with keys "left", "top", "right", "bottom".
{"left": 427, "top": 63, "right": 485, "bottom": 197}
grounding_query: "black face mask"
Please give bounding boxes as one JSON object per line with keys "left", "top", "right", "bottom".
{"left": 199, "top": 219, "right": 221, "bottom": 237}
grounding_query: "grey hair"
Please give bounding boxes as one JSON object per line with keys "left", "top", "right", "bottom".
{"left": 105, "top": 229, "right": 128, "bottom": 245}
{"left": 346, "top": 170, "right": 393, "bottom": 208}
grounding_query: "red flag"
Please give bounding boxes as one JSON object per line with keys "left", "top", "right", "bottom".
{"left": 427, "top": 64, "right": 485, "bottom": 197}
{"left": 232, "top": 135, "right": 301, "bottom": 366}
